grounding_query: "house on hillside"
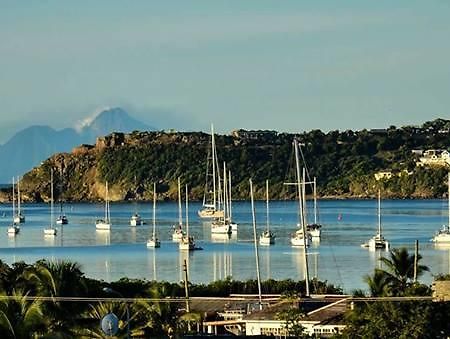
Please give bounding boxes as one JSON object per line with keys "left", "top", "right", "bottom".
{"left": 416, "top": 149, "right": 450, "bottom": 167}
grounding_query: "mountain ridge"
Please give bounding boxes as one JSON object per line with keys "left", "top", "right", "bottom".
{"left": 0, "top": 107, "right": 155, "bottom": 183}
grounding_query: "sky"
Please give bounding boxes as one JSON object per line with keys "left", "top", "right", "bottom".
{"left": 1, "top": 1, "right": 450, "bottom": 143}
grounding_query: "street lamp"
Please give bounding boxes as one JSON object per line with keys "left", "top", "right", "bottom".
{"left": 103, "top": 287, "right": 130, "bottom": 338}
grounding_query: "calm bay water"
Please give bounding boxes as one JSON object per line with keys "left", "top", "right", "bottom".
{"left": 0, "top": 199, "right": 449, "bottom": 293}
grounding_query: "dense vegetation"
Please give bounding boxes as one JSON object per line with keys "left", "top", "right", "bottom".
{"left": 0, "top": 259, "right": 340, "bottom": 338}
{"left": 9, "top": 118, "right": 450, "bottom": 202}
{"left": 338, "top": 248, "right": 450, "bottom": 339}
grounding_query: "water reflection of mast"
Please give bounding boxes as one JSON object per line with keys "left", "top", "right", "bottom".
{"left": 152, "top": 249, "right": 157, "bottom": 281}
{"left": 213, "top": 252, "right": 232, "bottom": 280}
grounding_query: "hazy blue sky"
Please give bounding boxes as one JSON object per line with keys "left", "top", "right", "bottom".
{"left": 1, "top": 1, "right": 450, "bottom": 142}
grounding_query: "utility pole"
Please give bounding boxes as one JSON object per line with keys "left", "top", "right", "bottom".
{"left": 183, "top": 259, "right": 190, "bottom": 313}
{"left": 413, "top": 240, "right": 419, "bottom": 283}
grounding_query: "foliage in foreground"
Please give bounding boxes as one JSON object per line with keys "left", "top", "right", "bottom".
{"left": 0, "top": 259, "right": 340, "bottom": 338}
{"left": 339, "top": 247, "right": 450, "bottom": 339}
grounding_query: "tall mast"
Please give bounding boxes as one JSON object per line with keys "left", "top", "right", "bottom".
{"left": 178, "top": 177, "right": 182, "bottom": 226}
{"left": 223, "top": 162, "right": 228, "bottom": 224}
{"left": 302, "top": 168, "right": 310, "bottom": 296}
{"left": 294, "top": 140, "right": 304, "bottom": 233}
{"left": 105, "top": 181, "right": 109, "bottom": 222}
{"left": 50, "top": 169, "right": 54, "bottom": 229}
{"left": 153, "top": 182, "right": 156, "bottom": 239}
{"left": 313, "top": 177, "right": 317, "bottom": 224}
{"left": 266, "top": 179, "right": 270, "bottom": 232}
{"left": 185, "top": 185, "right": 189, "bottom": 238}
{"left": 250, "top": 179, "right": 263, "bottom": 310}
{"left": 378, "top": 190, "right": 381, "bottom": 236}
{"left": 228, "top": 169, "right": 232, "bottom": 221}
{"left": 17, "top": 176, "right": 21, "bottom": 214}
{"left": 12, "top": 177, "right": 15, "bottom": 219}
{"left": 294, "top": 139, "right": 309, "bottom": 297}
{"left": 211, "top": 124, "right": 216, "bottom": 210}
{"left": 448, "top": 173, "right": 450, "bottom": 227}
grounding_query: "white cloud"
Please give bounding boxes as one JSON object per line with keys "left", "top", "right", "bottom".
{"left": 74, "top": 106, "right": 111, "bottom": 132}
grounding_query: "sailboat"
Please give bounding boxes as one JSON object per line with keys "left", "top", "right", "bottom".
{"left": 129, "top": 213, "right": 142, "bottom": 226}
{"left": 432, "top": 173, "right": 450, "bottom": 243}
{"left": 129, "top": 177, "right": 142, "bottom": 226}
{"left": 44, "top": 169, "right": 57, "bottom": 236}
{"left": 306, "top": 177, "right": 321, "bottom": 238}
{"left": 147, "top": 183, "right": 161, "bottom": 248}
{"left": 290, "top": 140, "right": 310, "bottom": 247}
{"left": 361, "top": 190, "right": 389, "bottom": 250}
{"left": 259, "top": 180, "right": 275, "bottom": 246}
{"left": 211, "top": 163, "right": 232, "bottom": 234}
{"left": 14, "top": 176, "right": 25, "bottom": 224}
{"left": 8, "top": 177, "right": 20, "bottom": 236}
{"left": 96, "top": 182, "right": 111, "bottom": 230}
{"left": 179, "top": 185, "right": 195, "bottom": 251}
{"left": 198, "top": 124, "right": 224, "bottom": 219}
{"left": 172, "top": 177, "right": 185, "bottom": 241}
{"left": 56, "top": 168, "right": 68, "bottom": 225}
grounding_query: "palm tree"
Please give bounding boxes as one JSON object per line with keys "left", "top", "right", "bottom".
{"left": 23, "top": 260, "right": 88, "bottom": 336}
{"left": 364, "top": 268, "right": 390, "bottom": 297}
{"left": 0, "top": 290, "right": 46, "bottom": 338}
{"left": 379, "top": 247, "right": 429, "bottom": 295}
{"left": 131, "top": 285, "right": 180, "bottom": 337}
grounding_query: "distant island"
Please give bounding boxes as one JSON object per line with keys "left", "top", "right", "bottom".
{"left": 2, "top": 118, "right": 450, "bottom": 203}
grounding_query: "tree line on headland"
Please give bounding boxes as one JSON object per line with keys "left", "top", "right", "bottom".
{"left": 3, "top": 118, "right": 450, "bottom": 202}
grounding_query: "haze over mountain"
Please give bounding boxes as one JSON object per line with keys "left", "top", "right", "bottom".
{"left": 0, "top": 107, "right": 155, "bottom": 183}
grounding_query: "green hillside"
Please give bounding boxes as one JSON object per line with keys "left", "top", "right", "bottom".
{"left": 5, "top": 119, "right": 450, "bottom": 202}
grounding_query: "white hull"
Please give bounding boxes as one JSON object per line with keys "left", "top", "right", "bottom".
{"left": 96, "top": 221, "right": 111, "bottom": 230}
{"left": 307, "top": 223, "right": 322, "bottom": 238}
{"left": 146, "top": 238, "right": 161, "bottom": 248}
{"left": 179, "top": 236, "right": 195, "bottom": 251}
{"left": 172, "top": 226, "right": 185, "bottom": 242}
{"left": 14, "top": 215, "right": 25, "bottom": 224}
{"left": 290, "top": 229, "right": 310, "bottom": 247}
{"left": 44, "top": 228, "right": 57, "bottom": 236}
{"left": 230, "top": 222, "right": 238, "bottom": 232}
{"left": 56, "top": 216, "right": 68, "bottom": 225}
{"left": 259, "top": 231, "right": 275, "bottom": 246}
{"left": 211, "top": 222, "right": 231, "bottom": 234}
{"left": 198, "top": 209, "right": 224, "bottom": 219}
{"left": 361, "top": 234, "right": 389, "bottom": 250}
{"left": 129, "top": 214, "right": 142, "bottom": 226}
{"left": 432, "top": 229, "right": 450, "bottom": 243}
{"left": 8, "top": 225, "right": 19, "bottom": 235}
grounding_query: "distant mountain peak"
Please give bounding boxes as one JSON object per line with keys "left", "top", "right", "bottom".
{"left": 75, "top": 106, "right": 122, "bottom": 132}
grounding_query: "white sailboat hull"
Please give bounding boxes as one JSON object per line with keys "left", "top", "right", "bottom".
{"left": 8, "top": 225, "right": 19, "bottom": 235}
{"left": 307, "top": 223, "right": 322, "bottom": 238}
{"left": 179, "top": 236, "right": 195, "bottom": 251}
{"left": 14, "top": 215, "right": 25, "bottom": 224}
{"left": 290, "top": 229, "right": 310, "bottom": 247}
{"left": 129, "top": 215, "right": 142, "bottom": 226}
{"left": 211, "top": 222, "right": 231, "bottom": 234}
{"left": 259, "top": 231, "right": 275, "bottom": 246}
{"left": 44, "top": 228, "right": 57, "bottom": 236}
{"left": 432, "top": 229, "right": 450, "bottom": 243}
{"left": 198, "top": 209, "right": 224, "bottom": 219}
{"left": 147, "top": 238, "right": 161, "bottom": 248}
{"left": 96, "top": 221, "right": 111, "bottom": 230}
{"left": 56, "top": 216, "right": 68, "bottom": 225}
